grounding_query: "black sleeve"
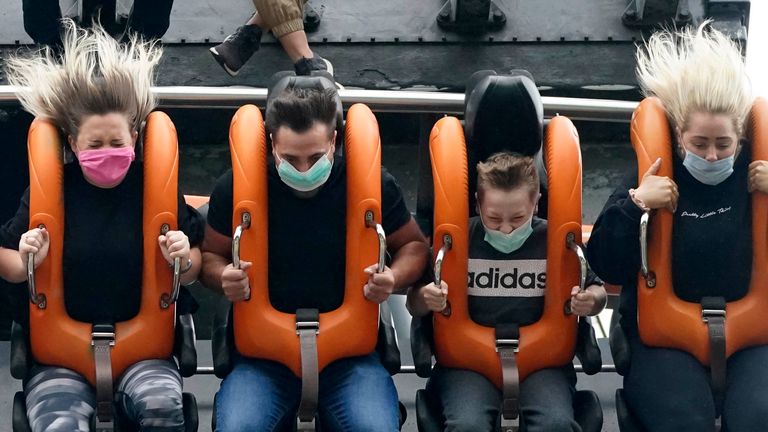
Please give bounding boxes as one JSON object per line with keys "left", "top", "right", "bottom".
{"left": 585, "top": 265, "right": 602, "bottom": 287}
{"left": 0, "top": 188, "right": 31, "bottom": 250}
{"left": 178, "top": 189, "right": 205, "bottom": 247}
{"left": 381, "top": 167, "right": 411, "bottom": 235}
{"left": 585, "top": 168, "right": 644, "bottom": 286}
{"left": 206, "top": 170, "right": 234, "bottom": 237}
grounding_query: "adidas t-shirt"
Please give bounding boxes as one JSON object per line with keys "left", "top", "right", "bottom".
{"left": 468, "top": 216, "right": 598, "bottom": 327}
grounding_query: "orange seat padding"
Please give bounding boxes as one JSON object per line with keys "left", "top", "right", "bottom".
{"left": 27, "top": 112, "right": 180, "bottom": 385}
{"left": 430, "top": 115, "right": 583, "bottom": 388}
{"left": 230, "top": 104, "right": 381, "bottom": 377}
{"left": 633, "top": 97, "right": 768, "bottom": 364}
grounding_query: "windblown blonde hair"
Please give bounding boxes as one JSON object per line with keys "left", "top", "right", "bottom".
{"left": 5, "top": 19, "right": 162, "bottom": 137}
{"left": 636, "top": 22, "right": 752, "bottom": 136}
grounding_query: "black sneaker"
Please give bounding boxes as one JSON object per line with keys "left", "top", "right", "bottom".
{"left": 210, "top": 24, "right": 263, "bottom": 77}
{"left": 294, "top": 54, "right": 334, "bottom": 76}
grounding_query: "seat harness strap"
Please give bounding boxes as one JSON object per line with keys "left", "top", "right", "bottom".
{"left": 496, "top": 323, "right": 520, "bottom": 432}
{"left": 92, "top": 324, "right": 115, "bottom": 432}
{"left": 296, "top": 308, "right": 320, "bottom": 431}
{"left": 702, "top": 296, "right": 726, "bottom": 417}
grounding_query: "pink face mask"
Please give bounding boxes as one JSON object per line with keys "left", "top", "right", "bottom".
{"left": 76, "top": 147, "right": 136, "bottom": 188}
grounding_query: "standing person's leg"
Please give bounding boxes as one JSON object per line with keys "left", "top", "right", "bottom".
{"left": 722, "top": 344, "right": 768, "bottom": 431}
{"left": 129, "top": 0, "right": 174, "bottom": 39}
{"left": 215, "top": 355, "right": 301, "bottom": 431}
{"left": 624, "top": 335, "right": 716, "bottom": 432}
{"left": 519, "top": 366, "right": 580, "bottom": 432}
{"left": 24, "top": 366, "right": 95, "bottom": 432}
{"left": 209, "top": 3, "right": 267, "bottom": 77}
{"left": 318, "top": 352, "right": 400, "bottom": 431}
{"left": 21, "top": 0, "right": 62, "bottom": 46}
{"left": 426, "top": 365, "right": 500, "bottom": 432}
{"left": 115, "top": 359, "right": 184, "bottom": 432}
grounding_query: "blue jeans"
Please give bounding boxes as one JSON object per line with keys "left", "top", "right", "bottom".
{"left": 427, "top": 364, "right": 579, "bottom": 432}
{"left": 215, "top": 352, "right": 399, "bottom": 431}
{"left": 626, "top": 337, "right": 768, "bottom": 432}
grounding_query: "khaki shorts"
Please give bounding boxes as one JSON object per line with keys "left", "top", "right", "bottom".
{"left": 252, "top": 0, "right": 308, "bottom": 37}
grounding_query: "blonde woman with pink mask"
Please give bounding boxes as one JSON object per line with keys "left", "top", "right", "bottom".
{"left": 0, "top": 20, "right": 203, "bottom": 432}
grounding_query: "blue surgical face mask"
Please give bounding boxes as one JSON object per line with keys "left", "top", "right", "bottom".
{"left": 682, "top": 149, "right": 735, "bottom": 186}
{"left": 481, "top": 215, "right": 534, "bottom": 254}
{"left": 276, "top": 149, "right": 333, "bottom": 192}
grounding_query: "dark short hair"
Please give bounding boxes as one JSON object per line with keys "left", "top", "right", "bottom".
{"left": 266, "top": 87, "right": 337, "bottom": 137}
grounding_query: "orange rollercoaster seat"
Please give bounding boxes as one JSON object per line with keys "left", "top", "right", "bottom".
{"left": 228, "top": 102, "right": 383, "bottom": 378}
{"left": 429, "top": 113, "right": 583, "bottom": 387}
{"left": 26, "top": 112, "right": 181, "bottom": 385}
{"left": 633, "top": 96, "right": 768, "bottom": 363}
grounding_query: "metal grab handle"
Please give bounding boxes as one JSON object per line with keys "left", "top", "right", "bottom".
{"left": 232, "top": 224, "right": 244, "bottom": 270}
{"left": 232, "top": 212, "right": 252, "bottom": 270}
{"left": 27, "top": 252, "right": 46, "bottom": 309}
{"left": 565, "top": 233, "right": 587, "bottom": 315}
{"left": 433, "top": 235, "right": 452, "bottom": 286}
{"left": 230, "top": 212, "right": 252, "bottom": 301}
{"left": 433, "top": 234, "right": 453, "bottom": 317}
{"left": 160, "top": 221, "right": 185, "bottom": 309}
{"left": 365, "top": 211, "right": 387, "bottom": 273}
{"left": 170, "top": 257, "right": 182, "bottom": 302}
{"left": 639, "top": 211, "right": 656, "bottom": 287}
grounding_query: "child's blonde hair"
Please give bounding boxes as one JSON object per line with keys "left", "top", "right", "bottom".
{"left": 5, "top": 18, "right": 162, "bottom": 137}
{"left": 476, "top": 152, "right": 539, "bottom": 200}
{"left": 636, "top": 22, "right": 752, "bottom": 136}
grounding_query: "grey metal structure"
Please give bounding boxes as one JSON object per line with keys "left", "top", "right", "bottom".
{"left": 0, "top": 84, "right": 638, "bottom": 121}
{"left": 0, "top": 0, "right": 751, "bottom": 93}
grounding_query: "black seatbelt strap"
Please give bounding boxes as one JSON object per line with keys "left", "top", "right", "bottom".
{"left": 496, "top": 323, "right": 520, "bottom": 432}
{"left": 92, "top": 324, "right": 115, "bottom": 432}
{"left": 296, "top": 308, "right": 320, "bottom": 431}
{"left": 701, "top": 296, "right": 726, "bottom": 416}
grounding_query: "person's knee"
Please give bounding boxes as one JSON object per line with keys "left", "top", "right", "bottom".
{"left": 444, "top": 415, "right": 485, "bottom": 432}
{"left": 340, "top": 414, "right": 399, "bottom": 432}
{"left": 527, "top": 414, "right": 576, "bottom": 432}
{"left": 725, "top": 403, "right": 768, "bottom": 431}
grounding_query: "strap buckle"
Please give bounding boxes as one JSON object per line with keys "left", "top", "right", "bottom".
{"left": 702, "top": 308, "right": 726, "bottom": 322}
{"left": 496, "top": 338, "right": 519, "bottom": 353}
{"left": 296, "top": 321, "right": 320, "bottom": 335}
{"left": 296, "top": 417, "right": 316, "bottom": 432}
{"left": 91, "top": 325, "right": 116, "bottom": 347}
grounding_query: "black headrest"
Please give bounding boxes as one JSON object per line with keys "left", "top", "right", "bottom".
{"left": 464, "top": 70, "right": 543, "bottom": 157}
{"left": 464, "top": 70, "right": 547, "bottom": 217}
{"left": 266, "top": 71, "right": 344, "bottom": 152}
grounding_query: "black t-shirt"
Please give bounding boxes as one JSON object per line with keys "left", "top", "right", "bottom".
{"left": 0, "top": 162, "right": 204, "bottom": 323}
{"left": 468, "top": 216, "right": 600, "bottom": 327}
{"left": 672, "top": 149, "right": 752, "bottom": 301}
{"left": 206, "top": 155, "right": 411, "bottom": 313}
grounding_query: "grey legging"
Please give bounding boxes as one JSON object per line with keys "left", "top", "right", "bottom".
{"left": 24, "top": 359, "right": 184, "bottom": 432}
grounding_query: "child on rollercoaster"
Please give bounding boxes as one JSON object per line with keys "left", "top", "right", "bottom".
{"left": 0, "top": 20, "right": 203, "bottom": 432}
{"left": 586, "top": 23, "right": 768, "bottom": 431}
{"left": 407, "top": 151, "right": 607, "bottom": 432}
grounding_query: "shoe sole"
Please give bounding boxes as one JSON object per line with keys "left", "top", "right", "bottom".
{"left": 209, "top": 47, "right": 240, "bottom": 77}
{"left": 319, "top": 58, "right": 346, "bottom": 89}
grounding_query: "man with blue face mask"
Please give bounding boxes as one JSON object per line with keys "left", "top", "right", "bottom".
{"left": 201, "top": 84, "right": 429, "bottom": 431}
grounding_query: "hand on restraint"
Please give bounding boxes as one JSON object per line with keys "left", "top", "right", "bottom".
{"left": 19, "top": 227, "right": 50, "bottom": 269}
{"left": 158, "top": 230, "right": 190, "bottom": 267}
{"left": 363, "top": 264, "right": 396, "bottom": 304}
{"left": 221, "top": 261, "right": 252, "bottom": 302}
{"left": 419, "top": 281, "right": 448, "bottom": 312}
{"left": 748, "top": 160, "right": 768, "bottom": 193}
{"left": 633, "top": 157, "right": 678, "bottom": 213}
{"left": 569, "top": 285, "right": 600, "bottom": 316}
